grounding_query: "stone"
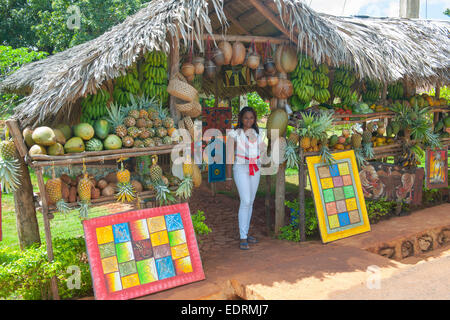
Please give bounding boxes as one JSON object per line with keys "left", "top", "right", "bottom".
{"left": 418, "top": 235, "right": 433, "bottom": 252}
{"left": 379, "top": 247, "right": 395, "bottom": 259}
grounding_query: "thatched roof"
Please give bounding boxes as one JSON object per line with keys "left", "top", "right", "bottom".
{"left": 1, "top": 0, "right": 449, "bottom": 127}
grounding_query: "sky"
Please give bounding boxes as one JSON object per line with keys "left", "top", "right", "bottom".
{"left": 303, "top": 0, "right": 450, "bottom": 20}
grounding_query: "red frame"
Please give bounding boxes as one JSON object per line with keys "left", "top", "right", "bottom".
{"left": 83, "top": 203, "right": 205, "bottom": 300}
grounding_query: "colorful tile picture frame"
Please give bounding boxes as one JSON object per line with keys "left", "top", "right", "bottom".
{"left": 425, "top": 148, "right": 448, "bottom": 189}
{"left": 306, "top": 150, "right": 371, "bottom": 243}
{"left": 83, "top": 203, "right": 205, "bottom": 300}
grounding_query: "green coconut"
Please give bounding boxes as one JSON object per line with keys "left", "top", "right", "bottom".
{"left": 22, "top": 127, "right": 35, "bottom": 148}
{"left": 28, "top": 144, "right": 47, "bottom": 156}
{"left": 54, "top": 124, "right": 72, "bottom": 140}
{"left": 47, "top": 143, "right": 65, "bottom": 156}
{"left": 64, "top": 137, "right": 85, "bottom": 153}
{"left": 103, "top": 134, "right": 122, "bottom": 150}
{"left": 266, "top": 108, "right": 288, "bottom": 141}
{"left": 32, "top": 127, "right": 56, "bottom": 146}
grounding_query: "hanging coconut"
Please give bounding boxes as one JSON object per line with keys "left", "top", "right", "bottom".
{"left": 204, "top": 59, "right": 216, "bottom": 80}
{"left": 254, "top": 62, "right": 265, "bottom": 80}
{"left": 274, "top": 44, "right": 286, "bottom": 73}
{"left": 181, "top": 62, "right": 195, "bottom": 78}
{"left": 246, "top": 41, "right": 260, "bottom": 70}
{"left": 212, "top": 47, "right": 225, "bottom": 67}
{"left": 218, "top": 41, "right": 232, "bottom": 65}
{"left": 257, "top": 77, "right": 268, "bottom": 88}
{"left": 272, "top": 78, "right": 294, "bottom": 100}
{"left": 267, "top": 75, "right": 279, "bottom": 87}
{"left": 192, "top": 56, "right": 205, "bottom": 75}
{"left": 280, "top": 45, "right": 298, "bottom": 73}
{"left": 231, "top": 41, "right": 246, "bottom": 66}
{"left": 266, "top": 108, "right": 288, "bottom": 141}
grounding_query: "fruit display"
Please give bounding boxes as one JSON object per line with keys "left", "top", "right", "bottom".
{"left": 24, "top": 95, "right": 177, "bottom": 157}
{"left": 289, "top": 54, "right": 316, "bottom": 110}
{"left": 140, "top": 51, "right": 169, "bottom": 105}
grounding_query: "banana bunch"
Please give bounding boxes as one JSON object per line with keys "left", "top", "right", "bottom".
{"left": 313, "top": 70, "right": 330, "bottom": 89}
{"left": 387, "top": 81, "right": 404, "bottom": 100}
{"left": 398, "top": 145, "right": 423, "bottom": 168}
{"left": 290, "top": 54, "right": 322, "bottom": 104}
{"left": 141, "top": 65, "right": 168, "bottom": 85}
{"left": 113, "top": 87, "right": 133, "bottom": 106}
{"left": 80, "top": 89, "right": 110, "bottom": 124}
{"left": 332, "top": 66, "right": 356, "bottom": 100}
{"left": 362, "top": 78, "right": 381, "bottom": 102}
{"left": 141, "top": 81, "right": 169, "bottom": 102}
{"left": 292, "top": 78, "right": 315, "bottom": 102}
{"left": 144, "top": 51, "right": 168, "bottom": 68}
{"left": 115, "top": 72, "right": 141, "bottom": 95}
{"left": 313, "top": 86, "right": 331, "bottom": 103}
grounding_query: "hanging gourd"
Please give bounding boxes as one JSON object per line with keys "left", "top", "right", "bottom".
{"left": 246, "top": 40, "right": 260, "bottom": 70}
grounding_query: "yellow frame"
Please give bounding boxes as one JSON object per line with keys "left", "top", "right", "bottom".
{"left": 306, "top": 150, "right": 371, "bottom": 243}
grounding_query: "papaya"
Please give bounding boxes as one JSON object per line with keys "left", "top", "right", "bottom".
{"left": 94, "top": 119, "right": 110, "bottom": 140}
{"left": 73, "top": 123, "right": 95, "bottom": 140}
{"left": 64, "top": 137, "right": 85, "bottom": 153}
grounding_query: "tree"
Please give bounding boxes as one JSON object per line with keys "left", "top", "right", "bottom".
{"left": 445, "top": 8, "right": 450, "bottom": 16}
{"left": 33, "top": 0, "right": 148, "bottom": 53}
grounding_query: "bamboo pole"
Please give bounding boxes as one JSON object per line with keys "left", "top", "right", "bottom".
{"left": 202, "top": 34, "right": 291, "bottom": 45}
{"left": 35, "top": 167, "right": 60, "bottom": 300}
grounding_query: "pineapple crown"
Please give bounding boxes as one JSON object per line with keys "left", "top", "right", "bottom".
{"left": 298, "top": 110, "right": 333, "bottom": 140}
{"left": 106, "top": 102, "right": 126, "bottom": 127}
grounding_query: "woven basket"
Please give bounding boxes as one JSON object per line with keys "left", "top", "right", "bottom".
{"left": 176, "top": 98, "right": 202, "bottom": 118}
{"left": 183, "top": 116, "right": 195, "bottom": 140}
{"left": 167, "top": 73, "right": 198, "bottom": 102}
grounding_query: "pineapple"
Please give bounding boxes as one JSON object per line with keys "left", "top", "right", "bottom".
{"left": 139, "top": 128, "right": 150, "bottom": 139}
{"left": 139, "top": 109, "right": 149, "bottom": 119}
{"left": 146, "top": 119, "right": 154, "bottom": 128}
{"left": 134, "top": 139, "right": 145, "bottom": 148}
{"left": 143, "top": 138, "right": 155, "bottom": 147}
{"left": 153, "top": 117, "right": 162, "bottom": 128}
{"left": 150, "top": 155, "right": 163, "bottom": 183}
{"left": 183, "top": 155, "right": 194, "bottom": 177}
{"left": 156, "top": 127, "right": 167, "bottom": 138}
{"left": 288, "top": 131, "right": 300, "bottom": 145}
{"left": 77, "top": 172, "right": 92, "bottom": 202}
{"left": 136, "top": 118, "right": 147, "bottom": 128}
{"left": 106, "top": 103, "right": 127, "bottom": 138}
{"left": 116, "top": 160, "right": 135, "bottom": 203}
{"left": 310, "top": 137, "right": 318, "bottom": 147}
{"left": 45, "top": 167, "right": 70, "bottom": 214}
{"left": 124, "top": 116, "right": 136, "bottom": 127}
{"left": 128, "top": 109, "right": 140, "bottom": 119}
{"left": 300, "top": 137, "right": 311, "bottom": 150}
{"left": 148, "top": 128, "right": 156, "bottom": 138}
{"left": 148, "top": 108, "right": 159, "bottom": 120}
{"left": 154, "top": 137, "right": 163, "bottom": 146}
{"left": 122, "top": 136, "right": 134, "bottom": 148}
{"left": 127, "top": 126, "right": 140, "bottom": 138}
{"left": 163, "top": 117, "right": 175, "bottom": 129}
{"left": 0, "top": 139, "right": 16, "bottom": 160}
{"left": 162, "top": 136, "right": 172, "bottom": 145}
{"left": 351, "top": 133, "right": 363, "bottom": 149}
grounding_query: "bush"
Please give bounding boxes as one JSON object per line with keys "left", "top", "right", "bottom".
{"left": 191, "top": 210, "right": 212, "bottom": 236}
{"left": 277, "top": 198, "right": 319, "bottom": 241}
{"left": 366, "top": 199, "right": 396, "bottom": 224}
{"left": 0, "top": 237, "right": 92, "bottom": 300}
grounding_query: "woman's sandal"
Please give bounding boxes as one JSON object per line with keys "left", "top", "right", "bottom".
{"left": 240, "top": 240, "right": 250, "bottom": 250}
{"left": 247, "top": 236, "right": 258, "bottom": 244}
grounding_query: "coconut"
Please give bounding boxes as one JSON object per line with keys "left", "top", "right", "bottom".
{"left": 181, "top": 62, "right": 195, "bottom": 78}
{"left": 131, "top": 180, "right": 143, "bottom": 193}
{"left": 47, "top": 143, "right": 65, "bottom": 156}
{"left": 32, "top": 127, "right": 56, "bottom": 146}
{"left": 266, "top": 108, "right": 288, "bottom": 141}
{"left": 28, "top": 144, "right": 47, "bottom": 156}
{"left": 53, "top": 128, "right": 66, "bottom": 145}
{"left": 280, "top": 45, "right": 298, "bottom": 73}
{"left": 218, "top": 41, "right": 232, "bottom": 65}
{"left": 231, "top": 42, "right": 246, "bottom": 66}
{"left": 97, "top": 179, "right": 108, "bottom": 190}
{"left": 22, "top": 127, "right": 35, "bottom": 148}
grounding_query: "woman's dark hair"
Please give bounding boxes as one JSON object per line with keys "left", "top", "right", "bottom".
{"left": 237, "top": 106, "right": 259, "bottom": 134}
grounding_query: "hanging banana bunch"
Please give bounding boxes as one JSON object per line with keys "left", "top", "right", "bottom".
{"left": 80, "top": 88, "right": 111, "bottom": 125}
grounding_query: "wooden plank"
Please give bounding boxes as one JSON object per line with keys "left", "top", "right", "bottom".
{"left": 6, "top": 119, "right": 28, "bottom": 160}
{"left": 247, "top": 0, "right": 297, "bottom": 44}
{"left": 202, "top": 33, "right": 290, "bottom": 45}
{"left": 169, "top": 31, "right": 181, "bottom": 124}
{"left": 274, "top": 162, "right": 286, "bottom": 235}
{"left": 224, "top": 8, "right": 251, "bottom": 35}
{"left": 298, "top": 148, "right": 306, "bottom": 242}
{"left": 35, "top": 167, "right": 60, "bottom": 300}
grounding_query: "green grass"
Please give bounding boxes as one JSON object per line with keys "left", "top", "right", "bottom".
{"left": 0, "top": 168, "right": 115, "bottom": 250}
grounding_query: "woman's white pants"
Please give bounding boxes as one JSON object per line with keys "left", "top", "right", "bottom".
{"left": 233, "top": 164, "right": 261, "bottom": 240}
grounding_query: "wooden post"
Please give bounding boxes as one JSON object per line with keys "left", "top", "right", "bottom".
{"left": 5, "top": 120, "right": 41, "bottom": 249}
{"left": 433, "top": 85, "right": 441, "bottom": 130}
{"left": 35, "top": 167, "right": 60, "bottom": 300}
{"left": 298, "top": 148, "right": 306, "bottom": 242}
{"left": 274, "top": 162, "right": 286, "bottom": 235}
{"left": 265, "top": 174, "right": 272, "bottom": 234}
{"left": 169, "top": 32, "right": 181, "bottom": 124}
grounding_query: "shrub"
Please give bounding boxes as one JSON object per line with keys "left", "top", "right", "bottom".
{"left": 366, "top": 199, "right": 396, "bottom": 224}
{"left": 191, "top": 210, "right": 212, "bottom": 236}
{"left": 278, "top": 198, "right": 319, "bottom": 241}
{"left": 0, "top": 237, "right": 92, "bottom": 300}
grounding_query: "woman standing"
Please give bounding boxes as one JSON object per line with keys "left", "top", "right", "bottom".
{"left": 225, "top": 106, "right": 264, "bottom": 250}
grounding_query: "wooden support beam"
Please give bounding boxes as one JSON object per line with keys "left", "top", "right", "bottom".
{"left": 298, "top": 149, "right": 306, "bottom": 242}
{"left": 35, "top": 168, "right": 60, "bottom": 300}
{"left": 169, "top": 31, "right": 181, "bottom": 124}
{"left": 274, "top": 162, "right": 286, "bottom": 235}
{"left": 247, "top": 0, "right": 297, "bottom": 44}
{"left": 224, "top": 8, "right": 251, "bottom": 35}
{"left": 202, "top": 34, "right": 289, "bottom": 45}
{"left": 265, "top": 174, "right": 272, "bottom": 234}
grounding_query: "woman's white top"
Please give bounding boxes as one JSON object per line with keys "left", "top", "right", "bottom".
{"left": 228, "top": 128, "right": 262, "bottom": 175}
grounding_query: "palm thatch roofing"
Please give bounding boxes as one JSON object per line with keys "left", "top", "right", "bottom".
{"left": 1, "top": 0, "right": 449, "bottom": 128}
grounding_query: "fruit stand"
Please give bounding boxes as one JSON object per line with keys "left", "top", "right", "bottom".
{"left": 1, "top": 0, "right": 449, "bottom": 300}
